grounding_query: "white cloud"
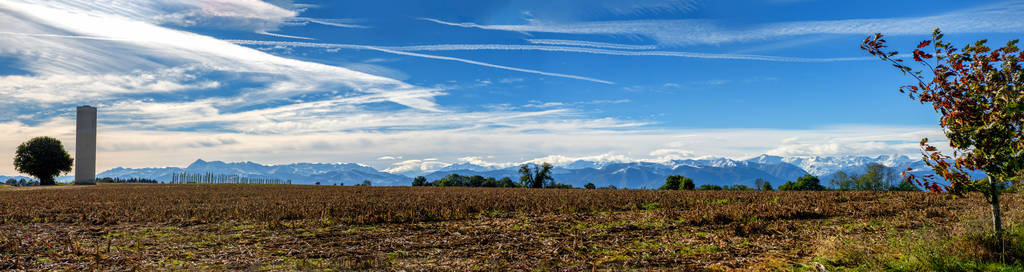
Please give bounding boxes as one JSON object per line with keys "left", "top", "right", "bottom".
{"left": 457, "top": 156, "right": 517, "bottom": 169}
{"left": 0, "top": 65, "right": 219, "bottom": 104}
{"left": 524, "top": 153, "right": 635, "bottom": 166}
{"left": 424, "top": 2, "right": 1024, "bottom": 46}
{"left": 648, "top": 148, "right": 696, "bottom": 161}
{"left": 150, "top": 0, "right": 298, "bottom": 33}
{"left": 382, "top": 159, "right": 447, "bottom": 175}
{"left": 0, "top": 0, "right": 444, "bottom": 111}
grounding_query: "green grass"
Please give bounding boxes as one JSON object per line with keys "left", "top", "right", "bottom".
{"left": 816, "top": 223, "right": 1024, "bottom": 271}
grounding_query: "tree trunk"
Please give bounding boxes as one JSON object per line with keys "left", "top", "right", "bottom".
{"left": 989, "top": 176, "right": 1003, "bottom": 234}
{"left": 40, "top": 176, "right": 56, "bottom": 186}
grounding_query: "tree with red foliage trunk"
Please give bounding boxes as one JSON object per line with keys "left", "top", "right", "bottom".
{"left": 861, "top": 29, "right": 1023, "bottom": 234}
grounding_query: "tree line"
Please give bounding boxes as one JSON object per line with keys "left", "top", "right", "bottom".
{"left": 411, "top": 163, "right": 574, "bottom": 188}
{"left": 170, "top": 172, "right": 290, "bottom": 185}
{"left": 96, "top": 177, "right": 158, "bottom": 184}
{"left": 661, "top": 163, "right": 923, "bottom": 192}
{"left": 3, "top": 178, "right": 39, "bottom": 187}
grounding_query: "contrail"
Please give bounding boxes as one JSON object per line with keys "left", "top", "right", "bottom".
{"left": 256, "top": 30, "right": 314, "bottom": 40}
{"left": 526, "top": 39, "right": 657, "bottom": 50}
{"left": 386, "top": 44, "right": 874, "bottom": 62}
{"left": 228, "top": 40, "right": 616, "bottom": 84}
{"left": 229, "top": 40, "right": 874, "bottom": 63}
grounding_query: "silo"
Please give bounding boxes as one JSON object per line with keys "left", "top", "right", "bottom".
{"left": 75, "top": 105, "right": 96, "bottom": 185}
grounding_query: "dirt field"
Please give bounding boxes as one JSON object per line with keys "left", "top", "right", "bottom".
{"left": 0, "top": 184, "right": 1020, "bottom": 271}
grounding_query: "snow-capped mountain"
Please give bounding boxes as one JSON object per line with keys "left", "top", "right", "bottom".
{"left": 425, "top": 159, "right": 807, "bottom": 189}
{"left": 1, "top": 175, "right": 32, "bottom": 182}
{"left": 91, "top": 154, "right": 974, "bottom": 188}
{"left": 99, "top": 159, "right": 410, "bottom": 185}
{"left": 775, "top": 155, "right": 921, "bottom": 176}
{"left": 437, "top": 162, "right": 505, "bottom": 172}
{"left": 428, "top": 154, "right": 954, "bottom": 188}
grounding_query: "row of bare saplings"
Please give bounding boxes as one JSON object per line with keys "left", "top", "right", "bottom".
{"left": 169, "top": 172, "right": 291, "bottom": 185}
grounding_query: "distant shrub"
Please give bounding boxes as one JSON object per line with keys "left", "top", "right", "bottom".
{"left": 682, "top": 177, "right": 695, "bottom": 190}
{"left": 660, "top": 176, "right": 680, "bottom": 190}
{"left": 415, "top": 174, "right": 522, "bottom": 188}
{"left": 725, "top": 185, "right": 752, "bottom": 191}
{"left": 547, "top": 183, "right": 573, "bottom": 189}
{"left": 584, "top": 182, "right": 596, "bottom": 189}
{"left": 779, "top": 174, "right": 825, "bottom": 191}
{"left": 891, "top": 180, "right": 922, "bottom": 192}
{"left": 661, "top": 175, "right": 694, "bottom": 190}
{"left": 97, "top": 177, "right": 158, "bottom": 184}
{"left": 698, "top": 184, "right": 723, "bottom": 190}
{"left": 412, "top": 176, "right": 428, "bottom": 186}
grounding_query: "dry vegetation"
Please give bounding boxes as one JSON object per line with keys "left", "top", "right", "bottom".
{"left": 1, "top": 184, "right": 1022, "bottom": 271}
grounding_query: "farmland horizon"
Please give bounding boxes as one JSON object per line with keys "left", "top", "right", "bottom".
{"left": 3, "top": 1, "right": 1023, "bottom": 269}
{"left": 0, "top": 148, "right": 930, "bottom": 178}
{"left": 4, "top": 1, "right": 1022, "bottom": 179}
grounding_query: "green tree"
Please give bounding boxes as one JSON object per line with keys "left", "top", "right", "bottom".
{"left": 727, "top": 185, "right": 752, "bottom": 191}
{"left": 412, "top": 176, "right": 428, "bottom": 186}
{"left": 584, "top": 182, "right": 596, "bottom": 189}
{"left": 831, "top": 164, "right": 899, "bottom": 191}
{"left": 437, "top": 173, "right": 468, "bottom": 187}
{"left": 681, "top": 177, "right": 695, "bottom": 190}
{"left": 762, "top": 181, "right": 774, "bottom": 191}
{"left": 661, "top": 175, "right": 694, "bottom": 190}
{"left": 858, "top": 163, "right": 897, "bottom": 191}
{"left": 892, "top": 180, "right": 922, "bottom": 192}
{"left": 830, "top": 171, "right": 856, "bottom": 191}
{"left": 780, "top": 175, "right": 825, "bottom": 191}
{"left": 482, "top": 177, "right": 499, "bottom": 187}
{"left": 361, "top": 180, "right": 372, "bottom": 186}
{"left": 797, "top": 174, "right": 825, "bottom": 191}
{"left": 754, "top": 178, "right": 766, "bottom": 191}
{"left": 660, "top": 175, "right": 681, "bottom": 190}
{"left": 499, "top": 177, "right": 518, "bottom": 188}
{"left": 518, "top": 165, "right": 534, "bottom": 187}
{"left": 519, "top": 163, "right": 554, "bottom": 188}
{"left": 863, "top": 29, "right": 1024, "bottom": 234}
{"left": 698, "top": 184, "right": 723, "bottom": 190}
{"left": 468, "top": 175, "right": 486, "bottom": 187}
{"left": 13, "top": 137, "right": 73, "bottom": 186}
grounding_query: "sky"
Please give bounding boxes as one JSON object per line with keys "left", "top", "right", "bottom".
{"left": 1, "top": 0, "right": 1022, "bottom": 176}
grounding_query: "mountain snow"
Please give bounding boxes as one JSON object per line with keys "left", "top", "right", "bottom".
{"left": 92, "top": 154, "right": 957, "bottom": 188}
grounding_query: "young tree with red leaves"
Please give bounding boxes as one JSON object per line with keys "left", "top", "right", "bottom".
{"left": 862, "top": 29, "right": 1023, "bottom": 234}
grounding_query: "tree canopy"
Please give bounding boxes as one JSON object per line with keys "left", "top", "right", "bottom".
{"left": 779, "top": 174, "right": 825, "bottom": 191}
{"left": 862, "top": 28, "right": 1023, "bottom": 233}
{"left": 829, "top": 163, "right": 901, "bottom": 191}
{"left": 660, "top": 175, "right": 694, "bottom": 190}
{"left": 13, "top": 137, "right": 73, "bottom": 186}
{"left": 519, "top": 163, "right": 554, "bottom": 188}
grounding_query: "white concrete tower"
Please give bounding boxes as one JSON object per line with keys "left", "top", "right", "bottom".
{"left": 75, "top": 105, "right": 97, "bottom": 185}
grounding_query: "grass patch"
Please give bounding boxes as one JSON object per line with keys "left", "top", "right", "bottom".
{"left": 816, "top": 223, "right": 1024, "bottom": 271}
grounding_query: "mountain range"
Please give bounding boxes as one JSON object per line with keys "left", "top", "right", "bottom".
{"left": 90, "top": 154, "right": 962, "bottom": 188}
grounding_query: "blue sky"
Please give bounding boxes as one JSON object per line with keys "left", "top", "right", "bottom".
{"left": 1, "top": 0, "right": 1022, "bottom": 175}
